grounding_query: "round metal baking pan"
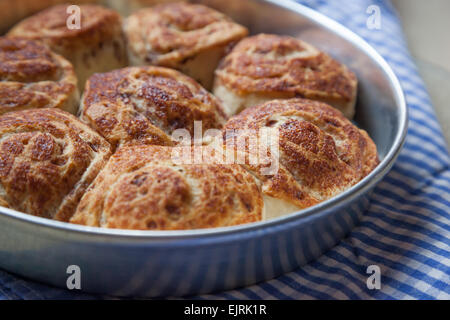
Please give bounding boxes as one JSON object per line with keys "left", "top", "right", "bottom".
{"left": 0, "top": 0, "right": 408, "bottom": 297}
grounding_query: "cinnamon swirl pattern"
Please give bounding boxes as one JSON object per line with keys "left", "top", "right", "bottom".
{"left": 0, "top": 0, "right": 101, "bottom": 33}
{"left": 213, "top": 34, "right": 358, "bottom": 118}
{"left": 8, "top": 4, "right": 128, "bottom": 90}
{"left": 105, "top": 0, "right": 183, "bottom": 16}
{"left": 70, "top": 145, "right": 262, "bottom": 229}
{"left": 80, "top": 66, "right": 227, "bottom": 150}
{"left": 124, "top": 2, "right": 248, "bottom": 89}
{"left": 0, "top": 37, "right": 79, "bottom": 115}
{"left": 0, "top": 108, "right": 111, "bottom": 221}
{"left": 222, "top": 98, "right": 379, "bottom": 219}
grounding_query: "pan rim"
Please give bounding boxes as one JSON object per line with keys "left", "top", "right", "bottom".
{"left": 0, "top": 0, "right": 408, "bottom": 240}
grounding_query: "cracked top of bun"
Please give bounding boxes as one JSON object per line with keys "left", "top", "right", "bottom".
{"left": 222, "top": 98, "right": 379, "bottom": 209}
{"left": 0, "top": 37, "right": 78, "bottom": 115}
{"left": 124, "top": 2, "right": 248, "bottom": 67}
{"left": 214, "top": 34, "right": 358, "bottom": 118}
{"left": 0, "top": 108, "right": 111, "bottom": 221}
{"left": 8, "top": 4, "right": 123, "bottom": 49}
{"left": 70, "top": 145, "right": 263, "bottom": 230}
{"left": 80, "top": 66, "right": 227, "bottom": 149}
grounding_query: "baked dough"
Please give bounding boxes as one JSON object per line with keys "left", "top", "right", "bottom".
{"left": 221, "top": 98, "right": 379, "bottom": 219}
{"left": 70, "top": 144, "right": 263, "bottom": 229}
{"left": 0, "top": 108, "right": 111, "bottom": 221}
{"left": 8, "top": 4, "right": 128, "bottom": 90}
{"left": 105, "top": 0, "right": 183, "bottom": 16}
{"left": 0, "top": 2, "right": 377, "bottom": 228}
{"left": 124, "top": 2, "right": 248, "bottom": 89}
{"left": 0, "top": 37, "right": 79, "bottom": 115}
{"left": 0, "top": 0, "right": 101, "bottom": 34}
{"left": 80, "top": 66, "right": 226, "bottom": 150}
{"left": 213, "top": 34, "right": 358, "bottom": 118}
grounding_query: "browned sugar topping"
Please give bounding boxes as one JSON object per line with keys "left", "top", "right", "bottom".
{"left": 0, "top": 37, "right": 77, "bottom": 114}
{"left": 125, "top": 2, "right": 248, "bottom": 66}
{"left": 71, "top": 145, "right": 262, "bottom": 230}
{"left": 0, "top": 108, "right": 111, "bottom": 221}
{"left": 81, "top": 66, "right": 226, "bottom": 150}
{"left": 223, "top": 98, "right": 379, "bottom": 208}
{"left": 215, "top": 34, "right": 357, "bottom": 103}
{"left": 8, "top": 5, "right": 123, "bottom": 47}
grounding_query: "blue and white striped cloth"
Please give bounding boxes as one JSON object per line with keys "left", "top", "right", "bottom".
{"left": 1, "top": 0, "right": 449, "bottom": 300}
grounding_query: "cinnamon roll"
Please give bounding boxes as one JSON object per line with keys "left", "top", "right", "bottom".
{"left": 8, "top": 4, "right": 128, "bottom": 90}
{"left": 221, "top": 98, "right": 379, "bottom": 220}
{"left": 124, "top": 2, "right": 248, "bottom": 89}
{"left": 0, "top": 0, "right": 101, "bottom": 34}
{"left": 70, "top": 144, "right": 263, "bottom": 229}
{"left": 0, "top": 37, "right": 79, "bottom": 115}
{"left": 213, "top": 34, "right": 358, "bottom": 118}
{"left": 0, "top": 108, "right": 111, "bottom": 221}
{"left": 105, "top": 0, "right": 183, "bottom": 16}
{"left": 80, "top": 66, "right": 227, "bottom": 150}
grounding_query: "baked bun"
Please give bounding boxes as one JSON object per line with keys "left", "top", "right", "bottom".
{"left": 0, "top": 0, "right": 100, "bottom": 34}
{"left": 106, "top": 0, "right": 183, "bottom": 16}
{"left": 0, "top": 37, "right": 79, "bottom": 115}
{"left": 70, "top": 144, "right": 263, "bottom": 230}
{"left": 8, "top": 4, "right": 128, "bottom": 90}
{"left": 213, "top": 34, "right": 358, "bottom": 118}
{"left": 0, "top": 108, "right": 111, "bottom": 221}
{"left": 80, "top": 66, "right": 227, "bottom": 150}
{"left": 221, "top": 98, "right": 379, "bottom": 220}
{"left": 124, "top": 2, "right": 248, "bottom": 89}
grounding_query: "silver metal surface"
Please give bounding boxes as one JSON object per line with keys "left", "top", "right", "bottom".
{"left": 0, "top": 0, "right": 407, "bottom": 297}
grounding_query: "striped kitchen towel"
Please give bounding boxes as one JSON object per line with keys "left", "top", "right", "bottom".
{"left": 0, "top": 0, "right": 449, "bottom": 300}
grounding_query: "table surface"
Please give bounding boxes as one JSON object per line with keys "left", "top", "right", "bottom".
{"left": 393, "top": 0, "right": 450, "bottom": 146}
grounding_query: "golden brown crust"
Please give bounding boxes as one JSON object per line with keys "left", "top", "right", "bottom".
{"left": 0, "top": 0, "right": 101, "bottom": 34}
{"left": 8, "top": 4, "right": 122, "bottom": 51}
{"left": 124, "top": 2, "right": 248, "bottom": 67}
{"left": 105, "top": 0, "right": 183, "bottom": 16}
{"left": 70, "top": 145, "right": 262, "bottom": 230}
{"left": 80, "top": 66, "right": 227, "bottom": 150}
{"left": 0, "top": 37, "right": 79, "bottom": 115}
{"left": 8, "top": 4, "right": 128, "bottom": 90}
{"left": 222, "top": 98, "right": 379, "bottom": 209}
{"left": 0, "top": 108, "right": 111, "bottom": 221}
{"left": 214, "top": 34, "right": 358, "bottom": 117}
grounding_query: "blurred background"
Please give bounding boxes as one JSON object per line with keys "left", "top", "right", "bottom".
{"left": 393, "top": 0, "right": 450, "bottom": 146}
